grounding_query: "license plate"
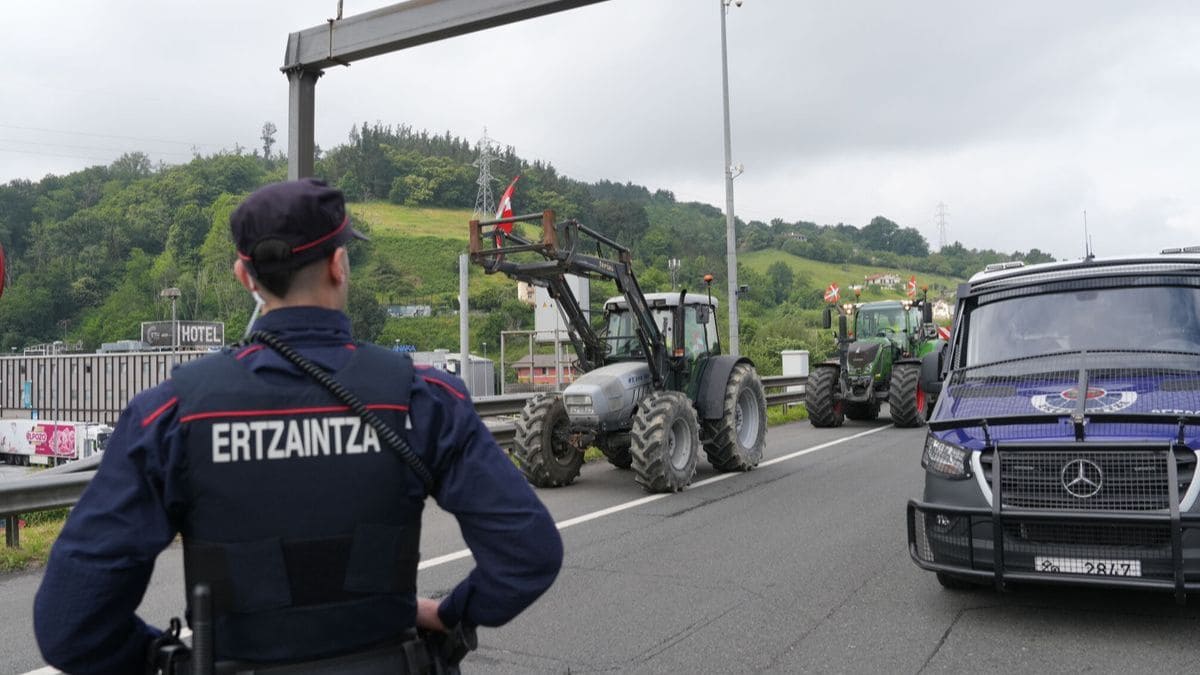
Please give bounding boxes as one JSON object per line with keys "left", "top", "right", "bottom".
{"left": 1035, "top": 556, "right": 1141, "bottom": 577}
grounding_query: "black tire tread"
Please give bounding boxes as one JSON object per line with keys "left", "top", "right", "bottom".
{"left": 631, "top": 391, "right": 700, "bottom": 493}
{"left": 806, "top": 364, "right": 844, "bottom": 428}
{"left": 703, "top": 363, "right": 767, "bottom": 471}
{"left": 513, "top": 394, "right": 582, "bottom": 487}
{"left": 888, "top": 362, "right": 925, "bottom": 428}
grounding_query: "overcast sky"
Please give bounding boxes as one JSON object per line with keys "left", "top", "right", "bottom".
{"left": 3, "top": 0, "right": 1199, "bottom": 260}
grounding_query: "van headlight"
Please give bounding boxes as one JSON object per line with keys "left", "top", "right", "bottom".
{"left": 921, "top": 434, "right": 971, "bottom": 479}
{"left": 565, "top": 394, "right": 593, "bottom": 415}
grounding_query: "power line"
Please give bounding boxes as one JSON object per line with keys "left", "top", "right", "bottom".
{"left": 0, "top": 147, "right": 116, "bottom": 162}
{"left": 0, "top": 137, "right": 196, "bottom": 158}
{"left": 0, "top": 122, "right": 224, "bottom": 148}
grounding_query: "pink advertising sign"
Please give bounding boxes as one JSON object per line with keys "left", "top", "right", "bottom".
{"left": 26, "top": 424, "right": 77, "bottom": 458}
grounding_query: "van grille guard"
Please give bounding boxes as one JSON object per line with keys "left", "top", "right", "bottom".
{"left": 908, "top": 444, "right": 1200, "bottom": 604}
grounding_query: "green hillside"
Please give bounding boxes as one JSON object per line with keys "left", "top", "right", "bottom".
{"left": 741, "top": 249, "right": 963, "bottom": 299}
{"left": 353, "top": 201, "right": 474, "bottom": 241}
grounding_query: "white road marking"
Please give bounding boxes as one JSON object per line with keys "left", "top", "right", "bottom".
{"left": 419, "top": 424, "right": 893, "bottom": 570}
{"left": 26, "top": 425, "right": 893, "bottom": 675}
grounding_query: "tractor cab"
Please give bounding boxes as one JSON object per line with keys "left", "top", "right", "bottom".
{"left": 601, "top": 292, "right": 720, "bottom": 362}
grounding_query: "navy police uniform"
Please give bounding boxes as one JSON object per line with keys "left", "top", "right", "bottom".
{"left": 33, "top": 179, "right": 562, "bottom": 673}
{"left": 34, "top": 308, "right": 563, "bottom": 672}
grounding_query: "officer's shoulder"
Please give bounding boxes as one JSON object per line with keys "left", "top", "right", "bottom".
{"left": 412, "top": 365, "right": 470, "bottom": 402}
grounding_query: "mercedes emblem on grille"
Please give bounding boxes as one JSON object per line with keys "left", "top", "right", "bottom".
{"left": 1061, "top": 459, "right": 1104, "bottom": 498}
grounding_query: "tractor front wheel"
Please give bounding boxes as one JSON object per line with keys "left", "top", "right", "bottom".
{"left": 631, "top": 391, "right": 700, "bottom": 492}
{"left": 703, "top": 363, "right": 767, "bottom": 472}
{"left": 806, "top": 364, "right": 844, "bottom": 428}
{"left": 513, "top": 394, "right": 584, "bottom": 487}
{"left": 888, "top": 363, "right": 927, "bottom": 428}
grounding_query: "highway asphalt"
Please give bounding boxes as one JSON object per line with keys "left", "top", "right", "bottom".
{"left": 3, "top": 414, "right": 1199, "bottom": 673}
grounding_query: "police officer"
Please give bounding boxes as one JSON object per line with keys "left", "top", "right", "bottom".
{"left": 33, "top": 178, "right": 564, "bottom": 673}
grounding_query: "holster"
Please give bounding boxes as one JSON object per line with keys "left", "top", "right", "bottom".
{"left": 146, "top": 617, "right": 191, "bottom": 675}
{"left": 421, "top": 623, "right": 478, "bottom": 675}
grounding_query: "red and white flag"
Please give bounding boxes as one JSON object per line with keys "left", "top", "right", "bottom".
{"left": 824, "top": 283, "right": 840, "bottom": 303}
{"left": 495, "top": 176, "right": 520, "bottom": 234}
{"left": 906, "top": 275, "right": 917, "bottom": 299}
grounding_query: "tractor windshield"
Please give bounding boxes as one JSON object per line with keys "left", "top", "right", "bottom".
{"left": 603, "top": 307, "right": 675, "bottom": 357}
{"left": 856, "top": 306, "right": 906, "bottom": 338}
{"left": 963, "top": 285, "right": 1200, "bottom": 366}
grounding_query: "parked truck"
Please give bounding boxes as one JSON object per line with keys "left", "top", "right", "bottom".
{"left": 0, "top": 419, "right": 112, "bottom": 466}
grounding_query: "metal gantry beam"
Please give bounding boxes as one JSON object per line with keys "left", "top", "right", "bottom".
{"left": 284, "top": 0, "right": 610, "bottom": 178}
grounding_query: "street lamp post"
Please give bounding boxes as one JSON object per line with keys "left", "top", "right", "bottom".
{"left": 160, "top": 287, "right": 181, "bottom": 370}
{"left": 720, "top": 0, "right": 743, "bottom": 355}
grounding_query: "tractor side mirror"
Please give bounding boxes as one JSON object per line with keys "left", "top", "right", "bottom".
{"left": 822, "top": 306, "right": 833, "bottom": 330}
{"left": 697, "top": 305, "right": 710, "bottom": 324}
{"left": 838, "top": 314, "right": 848, "bottom": 340}
{"left": 921, "top": 302, "right": 933, "bottom": 324}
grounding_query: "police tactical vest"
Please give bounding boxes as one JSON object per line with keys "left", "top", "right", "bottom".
{"left": 171, "top": 343, "right": 424, "bottom": 663}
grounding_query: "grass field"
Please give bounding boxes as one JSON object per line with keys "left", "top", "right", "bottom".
{"left": 352, "top": 202, "right": 475, "bottom": 241}
{"left": 741, "top": 249, "right": 963, "bottom": 296}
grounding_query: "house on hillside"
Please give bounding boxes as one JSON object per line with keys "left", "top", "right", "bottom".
{"left": 932, "top": 299, "right": 953, "bottom": 322}
{"left": 864, "top": 273, "right": 901, "bottom": 286}
{"left": 386, "top": 304, "right": 432, "bottom": 318}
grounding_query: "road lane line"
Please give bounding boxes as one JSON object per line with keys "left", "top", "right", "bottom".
{"left": 420, "top": 424, "right": 893, "bottom": 570}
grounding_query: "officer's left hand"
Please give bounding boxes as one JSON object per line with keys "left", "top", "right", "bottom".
{"left": 417, "top": 597, "right": 447, "bottom": 632}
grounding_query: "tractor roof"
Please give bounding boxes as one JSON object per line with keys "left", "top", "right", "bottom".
{"left": 604, "top": 292, "right": 718, "bottom": 310}
{"left": 856, "top": 300, "right": 909, "bottom": 311}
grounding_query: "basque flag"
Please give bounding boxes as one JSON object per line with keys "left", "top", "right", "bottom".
{"left": 824, "top": 283, "right": 840, "bottom": 303}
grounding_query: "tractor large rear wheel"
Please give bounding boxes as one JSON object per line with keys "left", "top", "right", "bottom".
{"left": 806, "top": 364, "right": 844, "bottom": 428}
{"left": 631, "top": 391, "right": 700, "bottom": 492}
{"left": 514, "top": 394, "right": 584, "bottom": 487}
{"left": 703, "top": 363, "right": 767, "bottom": 471}
{"left": 888, "top": 363, "right": 927, "bottom": 428}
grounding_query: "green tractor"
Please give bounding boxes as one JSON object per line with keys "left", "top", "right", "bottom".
{"left": 806, "top": 297, "right": 943, "bottom": 428}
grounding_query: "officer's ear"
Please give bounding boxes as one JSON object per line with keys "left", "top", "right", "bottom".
{"left": 233, "top": 259, "right": 257, "bottom": 294}
{"left": 329, "top": 247, "right": 350, "bottom": 287}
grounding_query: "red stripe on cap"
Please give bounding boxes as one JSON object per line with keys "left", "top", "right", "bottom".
{"left": 180, "top": 402, "right": 409, "bottom": 424}
{"left": 142, "top": 397, "right": 179, "bottom": 427}
{"left": 293, "top": 214, "right": 350, "bottom": 254}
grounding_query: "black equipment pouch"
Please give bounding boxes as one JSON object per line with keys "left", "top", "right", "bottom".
{"left": 422, "top": 623, "right": 479, "bottom": 675}
{"left": 146, "top": 617, "right": 191, "bottom": 675}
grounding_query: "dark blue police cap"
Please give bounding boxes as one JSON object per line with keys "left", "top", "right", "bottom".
{"left": 230, "top": 178, "right": 367, "bottom": 275}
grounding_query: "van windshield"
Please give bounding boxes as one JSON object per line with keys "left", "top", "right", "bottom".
{"left": 964, "top": 285, "right": 1200, "bottom": 366}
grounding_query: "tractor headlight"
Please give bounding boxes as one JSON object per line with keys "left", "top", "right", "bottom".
{"left": 565, "top": 394, "right": 594, "bottom": 415}
{"left": 921, "top": 434, "right": 971, "bottom": 479}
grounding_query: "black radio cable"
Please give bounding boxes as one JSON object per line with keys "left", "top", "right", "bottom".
{"left": 247, "top": 330, "right": 436, "bottom": 494}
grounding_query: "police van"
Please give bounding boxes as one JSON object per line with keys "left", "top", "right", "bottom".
{"left": 908, "top": 248, "right": 1200, "bottom": 601}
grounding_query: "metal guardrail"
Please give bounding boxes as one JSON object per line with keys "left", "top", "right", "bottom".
{"left": 0, "top": 375, "right": 804, "bottom": 547}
